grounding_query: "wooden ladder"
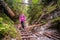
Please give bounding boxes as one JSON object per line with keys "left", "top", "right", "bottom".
{"left": 20, "top": 30, "right": 37, "bottom": 40}
{"left": 21, "top": 30, "right": 30, "bottom": 40}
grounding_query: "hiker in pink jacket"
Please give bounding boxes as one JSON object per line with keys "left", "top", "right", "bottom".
{"left": 19, "top": 13, "right": 26, "bottom": 29}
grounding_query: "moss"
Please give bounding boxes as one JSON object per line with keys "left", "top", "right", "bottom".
{"left": 47, "top": 4, "right": 57, "bottom": 14}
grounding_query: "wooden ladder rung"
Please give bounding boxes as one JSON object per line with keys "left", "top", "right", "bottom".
{"left": 21, "top": 36, "right": 30, "bottom": 38}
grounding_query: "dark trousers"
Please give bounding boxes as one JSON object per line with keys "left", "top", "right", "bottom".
{"left": 21, "top": 21, "right": 24, "bottom": 29}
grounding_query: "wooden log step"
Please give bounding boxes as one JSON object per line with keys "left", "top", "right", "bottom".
{"left": 45, "top": 32, "right": 60, "bottom": 39}
{"left": 21, "top": 32, "right": 28, "bottom": 34}
{"left": 52, "top": 32, "right": 60, "bottom": 36}
{"left": 43, "top": 33, "right": 59, "bottom": 40}
{"left": 21, "top": 34, "right": 29, "bottom": 36}
{"left": 21, "top": 36, "right": 30, "bottom": 39}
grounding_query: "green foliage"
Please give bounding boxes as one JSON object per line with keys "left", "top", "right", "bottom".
{"left": 0, "top": 17, "right": 17, "bottom": 38}
{"left": 27, "top": 0, "right": 59, "bottom": 24}
{"left": 32, "top": 0, "right": 39, "bottom": 4}
{"left": 0, "top": 12, "right": 21, "bottom": 40}
{"left": 4, "top": 0, "right": 60, "bottom": 25}
{"left": 40, "top": 20, "right": 47, "bottom": 25}
{"left": 5, "top": 0, "right": 29, "bottom": 17}
{"left": 0, "top": 17, "right": 3, "bottom": 23}
{"left": 47, "top": 4, "right": 57, "bottom": 14}
{"left": 0, "top": 13, "right": 14, "bottom": 25}
{"left": 28, "top": 4, "right": 44, "bottom": 24}
{"left": 57, "top": 0, "right": 60, "bottom": 5}
{"left": 5, "top": 0, "right": 22, "bottom": 15}
{"left": 52, "top": 17, "right": 60, "bottom": 22}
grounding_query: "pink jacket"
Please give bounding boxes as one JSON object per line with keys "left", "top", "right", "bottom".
{"left": 19, "top": 14, "right": 26, "bottom": 22}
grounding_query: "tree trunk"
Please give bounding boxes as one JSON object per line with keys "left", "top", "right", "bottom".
{"left": 0, "top": 0, "right": 15, "bottom": 17}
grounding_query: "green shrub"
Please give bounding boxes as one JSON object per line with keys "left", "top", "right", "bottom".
{"left": 0, "top": 17, "right": 21, "bottom": 40}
